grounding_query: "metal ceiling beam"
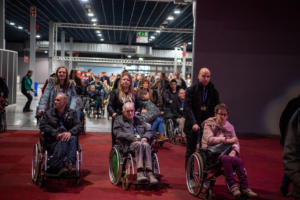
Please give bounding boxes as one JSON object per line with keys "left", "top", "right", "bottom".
{"left": 54, "top": 22, "right": 193, "bottom": 34}
{"left": 54, "top": 56, "right": 192, "bottom": 66}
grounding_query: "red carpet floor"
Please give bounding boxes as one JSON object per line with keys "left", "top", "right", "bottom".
{"left": 0, "top": 130, "right": 292, "bottom": 200}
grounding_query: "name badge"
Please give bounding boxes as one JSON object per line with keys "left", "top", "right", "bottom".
{"left": 201, "top": 106, "right": 207, "bottom": 111}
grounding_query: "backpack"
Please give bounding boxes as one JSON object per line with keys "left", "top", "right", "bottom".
{"left": 21, "top": 76, "right": 26, "bottom": 93}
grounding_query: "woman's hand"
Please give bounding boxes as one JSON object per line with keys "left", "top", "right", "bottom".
{"left": 224, "top": 137, "right": 238, "bottom": 144}
{"left": 229, "top": 150, "right": 236, "bottom": 157}
{"left": 112, "top": 113, "right": 117, "bottom": 119}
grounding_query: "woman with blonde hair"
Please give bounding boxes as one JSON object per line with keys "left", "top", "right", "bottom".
{"left": 108, "top": 72, "right": 140, "bottom": 145}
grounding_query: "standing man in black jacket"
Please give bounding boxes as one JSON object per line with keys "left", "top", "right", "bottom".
{"left": 184, "top": 68, "right": 220, "bottom": 167}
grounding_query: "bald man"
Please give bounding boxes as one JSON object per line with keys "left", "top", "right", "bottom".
{"left": 184, "top": 68, "right": 220, "bottom": 167}
{"left": 39, "top": 93, "right": 82, "bottom": 175}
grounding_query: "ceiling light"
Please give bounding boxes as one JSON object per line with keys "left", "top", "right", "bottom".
{"left": 100, "top": 38, "right": 104, "bottom": 41}
{"left": 36, "top": 35, "right": 41, "bottom": 39}
{"left": 156, "top": 30, "right": 161, "bottom": 33}
{"left": 188, "top": 42, "right": 192, "bottom": 45}
{"left": 87, "top": 12, "right": 94, "bottom": 17}
{"left": 93, "top": 23, "right": 97, "bottom": 26}
{"left": 9, "top": 22, "right": 15, "bottom": 26}
{"left": 167, "top": 16, "right": 174, "bottom": 21}
{"left": 150, "top": 35, "right": 155, "bottom": 39}
{"left": 17, "top": 26, "right": 23, "bottom": 30}
{"left": 97, "top": 33, "right": 102, "bottom": 37}
{"left": 127, "top": 55, "right": 132, "bottom": 58}
{"left": 174, "top": 9, "right": 181, "bottom": 14}
{"left": 81, "top": 0, "right": 88, "bottom": 2}
{"left": 44, "top": 50, "right": 48, "bottom": 54}
{"left": 96, "top": 30, "right": 101, "bottom": 34}
{"left": 91, "top": 18, "right": 97, "bottom": 22}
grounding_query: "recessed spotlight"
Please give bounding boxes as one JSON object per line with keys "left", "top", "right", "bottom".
{"left": 93, "top": 23, "right": 97, "bottom": 26}
{"left": 97, "top": 33, "right": 102, "bottom": 37}
{"left": 17, "top": 26, "right": 23, "bottom": 30}
{"left": 156, "top": 30, "right": 161, "bottom": 33}
{"left": 127, "top": 55, "right": 132, "bottom": 58}
{"left": 91, "top": 18, "right": 97, "bottom": 22}
{"left": 36, "top": 35, "right": 41, "bottom": 39}
{"left": 96, "top": 30, "right": 101, "bottom": 34}
{"left": 44, "top": 50, "right": 48, "bottom": 54}
{"left": 150, "top": 35, "right": 155, "bottom": 39}
{"left": 100, "top": 38, "right": 104, "bottom": 41}
{"left": 87, "top": 12, "right": 94, "bottom": 17}
{"left": 167, "top": 16, "right": 174, "bottom": 21}
{"left": 174, "top": 9, "right": 181, "bottom": 14}
{"left": 9, "top": 22, "right": 15, "bottom": 26}
{"left": 81, "top": 0, "right": 88, "bottom": 2}
{"left": 188, "top": 42, "right": 192, "bottom": 45}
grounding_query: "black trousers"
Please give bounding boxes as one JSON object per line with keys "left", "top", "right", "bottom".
{"left": 185, "top": 128, "right": 203, "bottom": 168}
{"left": 22, "top": 91, "right": 32, "bottom": 111}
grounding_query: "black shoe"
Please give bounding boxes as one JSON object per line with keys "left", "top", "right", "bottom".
{"left": 280, "top": 185, "right": 289, "bottom": 197}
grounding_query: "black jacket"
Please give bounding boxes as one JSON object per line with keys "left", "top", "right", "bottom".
{"left": 163, "top": 88, "right": 178, "bottom": 118}
{"left": 39, "top": 107, "right": 82, "bottom": 151}
{"left": 0, "top": 77, "right": 9, "bottom": 98}
{"left": 107, "top": 89, "right": 140, "bottom": 117}
{"left": 279, "top": 95, "right": 300, "bottom": 145}
{"left": 184, "top": 82, "right": 220, "bottom": 134}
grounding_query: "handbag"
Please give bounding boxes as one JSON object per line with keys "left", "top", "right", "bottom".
{"left": 207, "top": 143, "right": 232, "bottom": 157}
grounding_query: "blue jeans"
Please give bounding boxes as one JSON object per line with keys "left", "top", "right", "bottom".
{"left": 61, "top": 136, "right": 77, "bottom": 164}
{"left": 151, "top": 116, "right": 164, "bottom": 134}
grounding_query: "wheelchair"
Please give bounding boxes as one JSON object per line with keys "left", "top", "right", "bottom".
{"left": 108, "top": 141, "right": 161, "bottom": 190}
{"left": 164, "top": 118, "right": 183, "bottom": 144}
{"left": 186, "top": 144, "right": 248, "bottom": 200}
{"left": 31, "top": 133, "right": 82, "bottom": 187}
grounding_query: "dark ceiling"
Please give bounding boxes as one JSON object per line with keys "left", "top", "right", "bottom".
{"left": 5, "top": 0, "right": 193, "bottom": 50}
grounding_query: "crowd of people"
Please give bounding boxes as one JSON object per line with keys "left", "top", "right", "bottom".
{"left": 0, "top": 65, "right": 298, "bottom": 199}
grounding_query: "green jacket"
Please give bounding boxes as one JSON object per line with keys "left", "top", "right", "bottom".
{"left": 25, "top": 76, "right": 33, "bottom": 91}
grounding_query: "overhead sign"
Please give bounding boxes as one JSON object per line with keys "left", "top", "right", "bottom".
{"left": 136, "top": 31, "right": 148, "bottom": 43}
{"left": 30, "top": 6, "right": 37, "bottom": 17}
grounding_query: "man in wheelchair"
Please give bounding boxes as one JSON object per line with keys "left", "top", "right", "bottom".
{"left": 113, "top": 102, "right": 159, "bottom": 185}
{"left": 39, "top": 93, "right": 83, "bottom": 175}
{"left": 202, "top": 103, "right": 258, "bottom": 198}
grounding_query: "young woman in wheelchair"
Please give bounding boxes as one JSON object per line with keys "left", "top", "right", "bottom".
{"left": 202, "top": 103, "right": 258, "bottom": 198}
{"left": 113, "top": 102, "right": 159, "bottom": 185}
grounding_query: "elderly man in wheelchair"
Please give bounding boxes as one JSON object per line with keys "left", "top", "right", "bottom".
{"left": 110, "top": 102, "right": 159, "bottom": 187}
{"left": 186, "top": 103, "right": 258, "bottom": 199}
{"left": 32, "top": 93, "right": 83, "bottom": 186}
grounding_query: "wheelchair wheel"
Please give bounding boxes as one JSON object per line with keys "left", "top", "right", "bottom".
{"left": 152, "top": 153, "right": 160, "bottom": 177}
{"left": 122, "top": 154, "right": 134, "bottom": 190}
{"left": 109, "top": 147, "right": 122, "bottom": 185}
{"left": 166, "top": 119, "right": 175, "bottom": 143}
{"left": 186, "top": 152, "right": 204, "bottom": 197}
{"left": 205, "top": 188, "right": 213, "bottom": 200}
{"left": 76, "top": 145, "right": 82, "bottom": 178}
{"left": 32, "top": 143, "right": 41, "bottom": 184}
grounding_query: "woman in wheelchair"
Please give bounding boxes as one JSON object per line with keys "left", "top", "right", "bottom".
{"left": 113, "top": 102, "right": 159, "bottom": 185}
{"left": 39, "top": 93, "right": 83, "bottom": 176}
{"left": 202, "top": 103, "right": 258, "bottom": 198}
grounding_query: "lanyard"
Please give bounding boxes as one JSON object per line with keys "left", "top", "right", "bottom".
{"left": 203, "top": 88, "right": 208, "bottom": 103}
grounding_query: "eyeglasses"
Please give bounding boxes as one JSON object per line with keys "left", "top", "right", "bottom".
{"left": 217, "top": 113, "right": 228, "bottom": 117}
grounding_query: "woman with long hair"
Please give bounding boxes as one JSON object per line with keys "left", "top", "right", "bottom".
{"left": 38, "top": 66, "right": 77, "bottom": 115}
{"left": 108, "top": 71, "right": 140, "bottom": 145}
